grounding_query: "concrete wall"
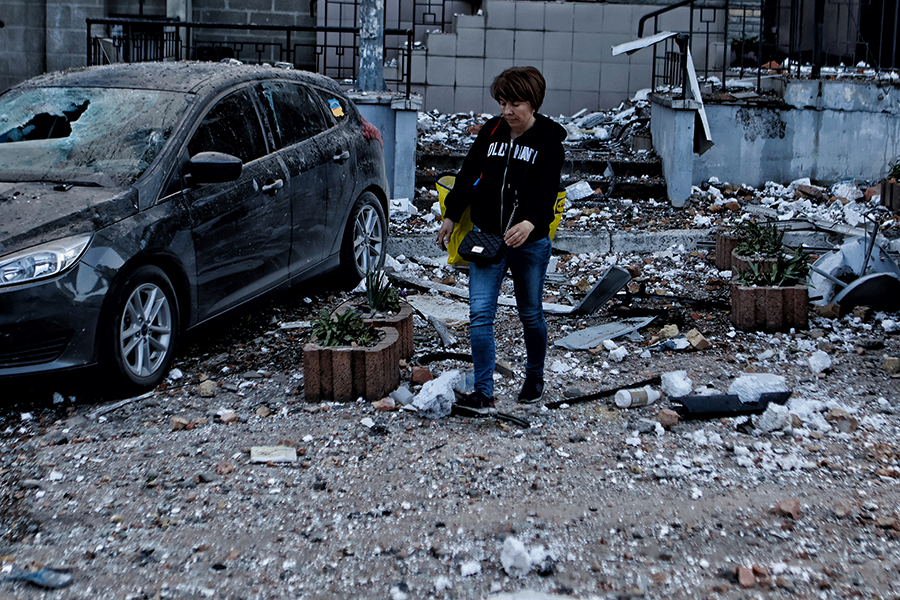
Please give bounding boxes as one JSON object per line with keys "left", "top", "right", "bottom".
{"left": 417, "top": 0, "right": 697, "bottom": 115}
{"left": 651, "top": 79, "right": 900, "bottom": 204}
{"left": 0, "top": 0, "right": 47, "bottom": 93}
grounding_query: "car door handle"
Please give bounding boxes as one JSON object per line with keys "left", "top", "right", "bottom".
{"left": 262, "top": 178, "right": 284, "bottom": 194}
{"left": 333, "top": 150, "right": 350, "bottom": 163}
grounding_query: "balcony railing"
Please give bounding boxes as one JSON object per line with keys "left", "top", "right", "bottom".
{"left": 86, "top": 18, "right": 414, "bottom": 97}
{"left": 639, "top": 0, "right": 900, "bottom": 94}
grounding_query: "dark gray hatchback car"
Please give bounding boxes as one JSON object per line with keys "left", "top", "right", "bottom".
{"left": 0, "top": 61, "right": 390, "bottom": 393}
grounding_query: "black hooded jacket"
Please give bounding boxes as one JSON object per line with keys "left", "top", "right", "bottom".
{"left": 444, "top": 113, "right": 566, "bottom": 243}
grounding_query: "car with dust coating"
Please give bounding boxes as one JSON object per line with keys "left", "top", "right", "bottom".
{"left": 0, "top": 61, "right": 390, "bottom": 393}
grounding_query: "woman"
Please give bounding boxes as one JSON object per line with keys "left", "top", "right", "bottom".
{"left": 437, "top": 66, "right": 566, "bottom": 410}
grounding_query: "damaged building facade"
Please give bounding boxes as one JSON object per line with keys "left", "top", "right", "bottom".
{"left": 3, "top": 0, "right": 900, "bottom": 201}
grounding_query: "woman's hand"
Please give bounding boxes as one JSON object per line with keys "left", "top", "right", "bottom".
{"left": 437, "top": 218, "right": 455, "bottom": 251}
{"left": 504, "top": 220, "right": 534, "bottom": 248}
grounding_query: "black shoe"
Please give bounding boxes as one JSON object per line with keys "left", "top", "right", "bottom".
{"left": 456, "top": 390, "right": 497, "bottom": 414}
{"left": 518, "top": 376, "right": 544, "bottom": 404}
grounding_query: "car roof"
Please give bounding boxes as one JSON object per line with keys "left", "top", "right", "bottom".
{"left": 13, "top": 61, "right": 345, "bottom": 96}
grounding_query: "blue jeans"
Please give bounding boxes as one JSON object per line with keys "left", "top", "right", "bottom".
{"left": 468, "top": 235, "right": 552, "bottom": 397}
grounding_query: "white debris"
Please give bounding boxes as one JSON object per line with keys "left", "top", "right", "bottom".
{"left": 831, "top": 181, "right": 863, "bottom": 202}
{"left": 565, "top": 180, "right": 595, "bottom": 201}
{"left": 500, "top": 537, "right": 532, "bottom": 577}
{"left": 412, "top": 370, "right": 459, "bottom": 419}
{"left": 460, "top": 561, "right": 481, "bottom": 576}
{"left": 757, "top": 403, "right": 793, "bottom": 432}
{"left": 608, "top": 346, "right": 628, "bottom": 362}
{"left": 434, "top": 576, "right": 452, "bottom": 592}
{"left": 728, "top": 373, "right": 788, "bottom": 404}
{"left": 550, "top": 360, "right": 573, "bottom": 374}
{"left": 808, "top": 350, "right": 832, "bottom": 374}
{"left": 661, "top": 370, "right": 693, "bottom": 398}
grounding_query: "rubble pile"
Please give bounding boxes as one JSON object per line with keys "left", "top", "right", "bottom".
{"left": 2, "top": 101, "right": 900, "bottom": 598}
{"left": 3, "top": 226, "right": 900, "bottom": 598}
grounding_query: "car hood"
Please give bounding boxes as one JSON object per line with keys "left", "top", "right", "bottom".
{"left": 0, "top": 181, "right": 138, "bottom": 257}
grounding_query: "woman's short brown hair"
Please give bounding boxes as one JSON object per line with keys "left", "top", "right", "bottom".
{"left": 490, "top": 66, "right": 546, "bottom": 111}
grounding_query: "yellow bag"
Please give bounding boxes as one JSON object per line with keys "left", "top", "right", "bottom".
{"left": 436, "top": 173, "right": 565, "bottom": 266}
{"left": 549, "top": 188, "right": 566, "bottom": 239}
{"left": 436, "top": 172, "right": 472, "bottom": 265}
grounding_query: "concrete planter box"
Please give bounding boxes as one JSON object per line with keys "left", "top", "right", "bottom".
{"left": 731, "top": 250, "right": 778, "bottom": 281}
{"left": 362, "top": 303, "right": 414, "bottom": 360}
{"left": 336, "top": 302, "right": 415, "bottom": 360}
{"left": 303, "top": 327, "right": 400, "bottom": 402}
{"left": 882, "top": 179, "right": 900, "bottom": 211}
{"left": 730, "top": 283, "right": 808, "bottom": 332}
{"left": 714, "top": 229, "right": 747, "bottom": 271}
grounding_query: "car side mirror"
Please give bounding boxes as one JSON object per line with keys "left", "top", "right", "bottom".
{"left": 186, "top": 151, "right": 242, "bottom": 185}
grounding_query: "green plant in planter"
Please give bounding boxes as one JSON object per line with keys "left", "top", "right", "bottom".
{"left": 733, "top": 220, "right": 784, "bottom": 258}
{"left": 888, "top": 158, "right": 900, "bottom": 180}
{"left": 364, "top": 268, "right": 401, "bottom": 313}
{"left": 311, "top": 308, "right": 376, "bottom": 347}
{"left": 736, "top": 246, "right": 810, "bottom": 287}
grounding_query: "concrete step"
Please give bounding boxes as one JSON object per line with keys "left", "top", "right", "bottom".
{"left": 416, "top": 149, "right": 666, "bottom": 202}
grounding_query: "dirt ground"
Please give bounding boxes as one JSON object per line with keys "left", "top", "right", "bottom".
{"left": 3, "top": 210, "right": 900, "bottom": 599}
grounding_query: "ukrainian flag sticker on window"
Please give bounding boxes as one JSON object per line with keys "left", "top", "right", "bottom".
{"left": 328, "top": 98, "right": 344, "bottom": 117}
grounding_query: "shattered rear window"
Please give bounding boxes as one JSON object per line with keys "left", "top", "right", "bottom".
{"left": 0, "top": 86, "right": 191, "bottom": 187}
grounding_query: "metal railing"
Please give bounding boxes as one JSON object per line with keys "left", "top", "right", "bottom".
{"left": 638, "top": 0, "right": 731, "bottom": 94}
{"left": 639, "top": 0, "right": 900, "bottom": 95}
{"left": 86, "top": 18, "right": 414, "bottom": 98}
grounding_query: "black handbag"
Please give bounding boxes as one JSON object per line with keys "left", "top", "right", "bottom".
{"left": 458, "top": 200, "right": 518, "bottom": 264}
{"left": 458, "top": 229, "right": 507, "bottom": 263}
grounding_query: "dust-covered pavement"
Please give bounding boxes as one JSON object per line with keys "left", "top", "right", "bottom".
{"left": 3, "top": 219, "right": 900, "bottom": 599}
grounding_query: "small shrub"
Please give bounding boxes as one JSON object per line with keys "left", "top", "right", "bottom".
{"left": 364, "top": 269, "right": 401, "bottom": 313}
{"left": 736, "top": 246, "right": 810, "bottom": 287}
{"left": 311, "top": 308, "right": 376, "bottom": 347}
{"left": 888, "top": 158, "right": 900, "bottom": 180}
{"left": 734, "top": 220, "right": 784, "bottom": 258}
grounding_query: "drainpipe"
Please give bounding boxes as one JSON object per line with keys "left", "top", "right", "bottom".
{"left": 357, "top": 0, "right": 387, "bottom": 91}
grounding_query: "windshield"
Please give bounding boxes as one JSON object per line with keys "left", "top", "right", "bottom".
{"left": 0, "top": 86, "right": 191, "bottom": 187}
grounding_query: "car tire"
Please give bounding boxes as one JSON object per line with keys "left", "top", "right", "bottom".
{"left": 103, "top": 265, "right": 180, "bottom": 393}
{"left": 335, "top": 191, "right": 387, "bottom": 288}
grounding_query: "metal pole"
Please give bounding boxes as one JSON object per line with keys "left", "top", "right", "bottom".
{"left": 892, "top": 0, "right": 899, "bottom": 69}
{"left": 357, "top": 0, "right": 387, "bottom": 91}
{"left": 812, "top": 0, "right": 825, "bottom": 77}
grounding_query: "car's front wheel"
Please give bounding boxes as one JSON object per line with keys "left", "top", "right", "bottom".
{"left": 103, "top": 265, "right": 179, "bottom": 393}
{"left": 335, "top": 191, "right": 387, "bottom": 287}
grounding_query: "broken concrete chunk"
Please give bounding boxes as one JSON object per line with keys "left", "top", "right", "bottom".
{"left": 658, "top": 324, "right": 679, "bottom": 339}
{"left": 808, "top": 350, "right": 832, "bottom": 374}
{"left": 736, "top": 565, "right": 756, "bottom": 588}
{"left": 250, "top": 446, "right": 297, "bottom": 463}
{"left": 757, "top": 403, "right": 792, "bottom": 432}
{"left": 198, "top": 379, "right": 217, "bottom": 397}
{"left": 411, "top": 366, "right": 433, "bottom": 384}
{"left": 825, "top": 408, "right": 859, "bottom": 433}
{"left": 685, "top": 328, "right": 711, "bottom": 350}
{"left": 661, "top": 370, "right": 692, "bottom": 398}
{"left": 565, "top": 180, "right": 596, "bottom": 201}
{"left": 656, "top": 408, "right": 680, "bottom": 429}
{"left": 728, "top": 374, "right": 788, "bottom": 404}
{"left": 772, "top": 497, "right": 802, "bottom": 519}
{"left": 412, "top": 370, "right": 459, "bottom": 419}
{"left": 814, "top": 303, "right": 841, "bottom": 319}
{"left": 882, "top": 356, "right": 900, "bottom": 374}
{"left": 500, "top": 537, "right": 531, "bottom": 577}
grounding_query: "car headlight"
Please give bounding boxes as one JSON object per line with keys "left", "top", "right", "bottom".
{"left": 0, "top": 234, "right": 93, "bottom": 287}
